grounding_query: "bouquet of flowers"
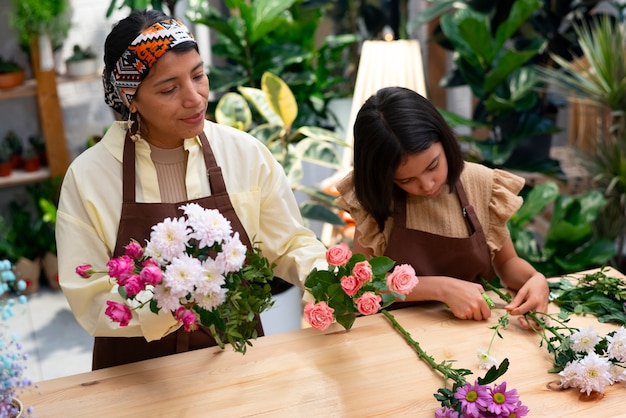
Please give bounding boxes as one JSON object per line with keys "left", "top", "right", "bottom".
{"left": 1, "top": 259, "right": 33, "bottom": 418}
{"left": 76, "top": 203, "right": 275, "bottom": 353}
{"left": 304, "top": 245, "right": 528, "bottom": 417}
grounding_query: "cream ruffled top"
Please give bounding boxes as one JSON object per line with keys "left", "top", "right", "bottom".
{"left": 335, "top": 162, "right": 525, "bottom": 257}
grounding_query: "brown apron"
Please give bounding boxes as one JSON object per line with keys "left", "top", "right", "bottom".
{"left": 92, "top": 132, "right": 263, "bottom": 370}
{"left": 385, "top": 180, "right": 495, "bottom": 284}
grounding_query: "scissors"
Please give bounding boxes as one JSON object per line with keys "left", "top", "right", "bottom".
{"left": 482, "top": 293, "right": 508, "bottom": 310}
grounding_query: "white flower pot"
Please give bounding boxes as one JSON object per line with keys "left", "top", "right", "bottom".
{"left": 66, "top": 59, "right": 98, "bottom": 77}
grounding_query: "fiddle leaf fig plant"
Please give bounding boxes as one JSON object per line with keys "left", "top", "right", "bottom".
{"left": 215, "top": 72, "right": 349, "bottom": 226}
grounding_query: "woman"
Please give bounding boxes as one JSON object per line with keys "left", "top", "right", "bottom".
{"left": 336, "top": 87, "right": 548, "bottom": 325}
{"left": 55, "top": 10, "right": 327, "bottom": 369}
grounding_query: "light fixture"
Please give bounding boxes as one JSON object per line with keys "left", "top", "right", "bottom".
{"left": 341, "top": 39, "right": 428, "bottom": 167}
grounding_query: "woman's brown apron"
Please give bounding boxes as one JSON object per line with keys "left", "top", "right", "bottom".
{"left": 92, "top": 132, "right": 263, "bottom": 370}
{"left": 384, "top": 180, "right": 495, "bottom": 284}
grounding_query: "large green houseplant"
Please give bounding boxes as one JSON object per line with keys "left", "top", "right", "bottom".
{"left": 538, "top": 16, "right": 626, "bottom": 267}
{"left": 9, "top": 0, "right": 71, "bottom": 52}
{"left": 416, "top": 0, "right": 560, "bottom": 170}
{"left": 215, "top": 71, "right": 349, "bottom": 227}
{"left": 188, "top": 0, "right": 357, "bottom": 129}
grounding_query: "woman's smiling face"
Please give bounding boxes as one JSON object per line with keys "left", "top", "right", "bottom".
{"left": 131, "top": 48, "right": 209, "bottom": 148}
{"left": 393, "top": 142, "right": 449, "bottom": 198}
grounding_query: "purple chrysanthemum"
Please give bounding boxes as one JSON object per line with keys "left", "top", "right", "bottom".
{"left": 453, "top": 381, "right": 490, "bottom": 418}
{"left": 434, "top": 407, "right": 459, "bottom": 418}
{"left": 487, "top": 381, "right": 519, "bottom": 415}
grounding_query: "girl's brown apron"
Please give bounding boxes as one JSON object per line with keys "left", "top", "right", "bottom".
{"left": 384, "top": 180, "right": 495, "bottom": 285}
{"left": 92, "top": 132, "right": 263, "bottom": 370}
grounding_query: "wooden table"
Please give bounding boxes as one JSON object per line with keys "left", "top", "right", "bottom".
{"left": 20, "top": 269, "right": 625, "bottom": 417}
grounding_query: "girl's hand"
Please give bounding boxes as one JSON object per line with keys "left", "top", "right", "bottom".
{"left": 504, "top": 272, "right": 549, "bottom": 329}
{"left": 442, "top": 279, "right": 492, "bottom": 321}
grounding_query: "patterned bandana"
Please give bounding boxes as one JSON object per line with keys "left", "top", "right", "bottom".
{"left": 103, "top": 18, "right": 196, "bottom": 116}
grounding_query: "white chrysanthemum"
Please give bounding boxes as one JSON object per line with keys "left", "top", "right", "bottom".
{"left": 182, "top": 204, "right": 232, "bottom": 249}
{"left": 571, "top": 326, "right": 600, "bottom": 353}
{"left": 559, "top": 360, "right": 583, "bottom": 389}
{"left": 609, "top": 364, "right": 626, "bottom": 382}
{"left": 477, "top": 348, "right": 498, "bottom": 370}
{"left": 145, "top": 217, "right": 190, "bottom": 262}
{"left": 576, "top": 352, "right": 613, "bottom": 395}
{"left": 216, "top": 233, "right": 247, "bottom": 273}
{"left": 192, "top": 283, "right": 227, "bottom": 311}
{"left": 162, "top": 254, "right": 204, "bottom": 298}
{"left": 200, "top": 258, "right": 227, "bottom": 287}
{"left": 606, "top": 327, "right": 626, "bottom": 362}
{"left": 153, "top": 283, "right": 183, "bottom": 312}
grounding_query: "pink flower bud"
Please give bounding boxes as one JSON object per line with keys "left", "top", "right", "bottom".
{"left": 352, "top": 260, "right": 373, "bottom": 284}
{"left": 355, "top": 292, "right": 382, "bottom": 315}
{"left": 175, "top": 307, "right": 199, "bottom": 332}
{"left": 340, "top": 275, "right": 362, "bottom": 297}
{"left": 123, "top": 275, "right": 145, "bottom": 297}
{"left": 124, "top": 241, "right": 144, "bottom": 259}
{"left": 106, "top": 255, "right": 135, "bottom": 281}
{"left": 140, "top": 264, "right": 163, "bottom": 286}
{"left": 105, "top": 300, "right": 132, "bottom": 327}
{"left": 387, "top": 264, "right": 419, "bottom": 295}
{"left": 75, "top": 264, "right": 93, "bottom": 278}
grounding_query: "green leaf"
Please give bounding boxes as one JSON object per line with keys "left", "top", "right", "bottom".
{"left": 478, "top": 358, "right": 510, "bottom": 385}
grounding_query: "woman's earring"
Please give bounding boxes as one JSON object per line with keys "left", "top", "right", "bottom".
{"left": 127, "top": 112, "right": 143, "bottom": 142}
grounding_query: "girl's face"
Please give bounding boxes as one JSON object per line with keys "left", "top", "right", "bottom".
{"left": 131, "top": 48, "right": 209, "bottom": 148}
{"left": 393, "top": 142, "right": 448, "bottom": 198}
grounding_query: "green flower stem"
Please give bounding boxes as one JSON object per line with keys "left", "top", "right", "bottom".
{"left": 381, "top": 309, "right": 468, "bottom": 386}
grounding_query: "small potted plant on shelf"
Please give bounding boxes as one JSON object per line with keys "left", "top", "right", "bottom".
{"left": 4, "top": 131, "right": 23, "bottom": 170}
{"left": 28, "top": 134, "right": 47, "bottom": 166}
{"left": 0, "top": 56, "right": 25, "bottom": 90}
{"left": 0, "top": 140, "right": 13, "bottom": 177}
{"left": 21, "top": 145, "right": 40, "bottom": 173}
{"left": 65, "top": 44, "right": 97, "bottom": 77}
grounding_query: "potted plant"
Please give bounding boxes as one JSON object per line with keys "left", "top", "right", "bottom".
{"left": 21, "top": 144, "right": 40, "bottom": 173}
{"left": 65, "top": 44, "right": 98, "bottom": 77}
{"left": 9, "top": 0, "right": 71, "bottom": 57}
{"left": 0, "top": 140, "right": 13, "bottom": 177}
{"left": 28, "top": 134, "right": 47, "bottom": 166}
{"left": 537, "top": 16, "right": 626, "bottom": 267}
{"left": 4, "top": 130, "right": 23, "bottom": 170}
{"left": 0, "top": 56, "right": 25, "bottom": 90}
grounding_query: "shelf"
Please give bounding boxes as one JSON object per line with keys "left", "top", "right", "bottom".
{"left": 0, "top": 167, "right": 50, "bottom": 188}
{"left": 0, "top": 78, "right": 37, "bottom": 100}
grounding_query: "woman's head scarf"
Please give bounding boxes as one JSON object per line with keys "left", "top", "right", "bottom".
{"left": 103, "top": 18, "right": 196, "bottom": 116}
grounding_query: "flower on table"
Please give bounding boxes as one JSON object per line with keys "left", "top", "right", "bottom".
{"left": 303, "top": 244, "right": 418, "bottom": 331}
{"left": 75, "top": 203, "right": 275, "bottom": 354}
{"left": 306, "top": 245, "right": 527, "bottom": 417}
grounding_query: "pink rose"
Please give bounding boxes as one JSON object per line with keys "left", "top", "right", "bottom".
{"left": 75, "top": 264, "right": 93, "bottom": 278}
{"left": 105, "top": 300, "right": 132, "bottom": 327}
{"left": 106, "top": 255, "right": 135, "bottom": 281}
{"left": 303, "top": 301, "right": 335, "bottom": 331}
{"left": 175, "top": 307, "right": 199, "bottom": 332}
{"left": 326, "top": 243, "right": 352, "bottom": 267}
{"left": 340, "top": 275, "right": 362, "bottom": 297}
{"left": 124, "top": 241, "right": 144, "bottom": 259}
{"left": 352, "top": 260, "right": 373, "bottom": 284}
{"left": 386, "top": 264, "right": 419, "bottom": 295}
{"left": 123, "top": 274, "right": 145, "bottom": 297}
{"left": 140, "top": 263, "right": 163, "bottom": 286}
{"left": 355, "top": 292, "right": 382, "bottom": 315}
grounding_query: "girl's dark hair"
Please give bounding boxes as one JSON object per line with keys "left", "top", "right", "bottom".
{"left": 103, "top": 9, "right": 197, "bottom": 79}
{"left": 352, "top": 86, "right": 464, "bottom": 232}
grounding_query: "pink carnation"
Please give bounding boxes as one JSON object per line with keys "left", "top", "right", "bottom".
{"left": 140, "top": 263, "right": 163, "bottom": 286}
{"left": 340, "top": 275, "right": 362, "bottom": 297}
{"left": 326, "top": 243, "right": 352, "bottom": 266}
{"left": 387, "top": 264, "right": 418, "bottom": 295}
{"left": 124, "top": 240, "right": 144, "bottom": 259}
{"left": 105, "top": 300, "right": 132, "bottom": 327}
{"left": 352, "top": 260, "right": 373, "bottom": 284}
{"left": 75, "top": 264, "right": 93, "bottom": 278}
{"left": 175, "top": 307, "right": 199, "bottom": 332}
{"left": 356, "top": 292, "right": 382, "bottom": 315}
{"left": 106, "top": 255, "right": 135, "bottom": 282}
{"left": 123, "top": 274, "right": 145, "bottom": 297}
{"left": 304, "top": 301, "right": 335, "bottom": 331}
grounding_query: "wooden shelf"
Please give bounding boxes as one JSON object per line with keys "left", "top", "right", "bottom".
{"left": 0, "top": 167, "right": 50, "bottom": 188}
{"left": 0, "top": 78, "right": 37, "bottom": 100}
